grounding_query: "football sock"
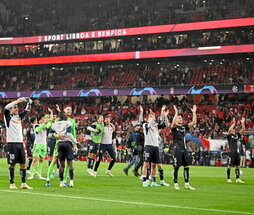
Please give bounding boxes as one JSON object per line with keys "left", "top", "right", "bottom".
{"left": 174, "top": 167, "right": 179, "bottom": 183}
{"left": 227, "top": 168, "right": 231, "bottom": 179}
{"left": 9, "top": 167, "right": 15, "bottom": 184}
{"left": 184, "top": 167, "right": 189, "bottom": 183}
{"left": 20, "top": 168, "right": 26, "bottom": 183}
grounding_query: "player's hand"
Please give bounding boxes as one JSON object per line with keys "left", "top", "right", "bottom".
{"left": 48, "top": 107, "right": 53, "bottom": 113}
{"left": 17, "top": 98, "right": 24, "bottom": 103}
{"left": 140, "top": 105, "right": 143, "bottom": 112}
{"left": 191, "top": 105, "right": 197, "bottom": 113}
{"left": 56, "top": 104, "right": 61, "bottom": 112}
{"left": 149, "top": 109, "right": 155, "bottom": 114}
{"left": 94, "top": 129, "right": 100, "bottom": 134}
{"left": 161, "top": 105, "right": 166, "bottom": 112}
{"left": 240, "top": 117, "right": 245, "bottom": 124}
{"left": 73, "top": 144, "right": 78, "bottom": 152}
{"left": 164, "top": 110, "right": 169, "bottom": 117}
{"left": 173, "top": 105, "right": 178, "bottom": 113}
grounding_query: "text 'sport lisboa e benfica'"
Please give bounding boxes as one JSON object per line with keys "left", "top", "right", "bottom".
{"left": 43, "top": 29, "right": 127, "bottom": 42}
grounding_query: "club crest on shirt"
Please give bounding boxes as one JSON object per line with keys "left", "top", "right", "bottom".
{"left": 176, "top": 126, "right": 185, "bottom": 133}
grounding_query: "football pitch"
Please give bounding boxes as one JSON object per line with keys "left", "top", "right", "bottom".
{"left": 0, "top": 159, "right": 253, "bottom": 215}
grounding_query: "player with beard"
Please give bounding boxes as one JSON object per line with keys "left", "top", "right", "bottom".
{"left": 171, "top": 105, "right": 197, "bottom": 190}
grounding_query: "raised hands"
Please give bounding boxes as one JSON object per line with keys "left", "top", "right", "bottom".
{"left": 191, "top": 105, "right": 197, "bottom": 113}
{"left": 161, "top": 105, "right": 166, "bottom": 112}
{"left": 56, "top": 104, "right": 61, "bottom": 112}
{"left": 240, "top": 117, "right": 245, "bottom": 124}
{"left": 173, "top": 105, "right": 178, "bottom": 113}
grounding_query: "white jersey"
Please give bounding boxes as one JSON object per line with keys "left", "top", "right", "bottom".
{"left": 102, "top": 124, "right": 114, "bottom": 145}
{"left": 143, "top": 115, "right": 169, "bottom": 147}
{"left": 52, "top": 120, "right": 77, "bottom": 144}
{"left": 34, "top": 124, "right": 47, "bottom": 145}
{"left": 143, "top": 121, "right": 160, "bottom": 147}
{"left": 4, "top": 101, "right": 30, "bottom": 143}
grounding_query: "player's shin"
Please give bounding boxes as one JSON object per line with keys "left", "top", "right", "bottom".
{"left": 9, "top": 167, "right": 15, "bottom": 184}
{"left": 184, "top": 167, "right": 189, "bottom": 183}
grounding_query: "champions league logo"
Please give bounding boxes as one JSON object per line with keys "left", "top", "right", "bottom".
{"left": 0, "top": 92, "right": 7, "bottom": 98}
{"left": 232, "top": 86, "right": 238, "bottom": 93}
{"left": 187, "top": 86, "right": 218, "bottom": 94}
{"left": 129, "top": 88, "right": 157, "bottom": 96}
{"left": 78, "top": 89, "right": 102, "bottom": 97}
{"left": 30, "top": 91, "right": 52, "bottom": 98}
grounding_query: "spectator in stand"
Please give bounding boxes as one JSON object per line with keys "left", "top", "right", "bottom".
{"left": 245, "top": 149, "right": 251, "bottom": 168}
{"left": 240, "top": 144, "right": 246, "bottom": 168}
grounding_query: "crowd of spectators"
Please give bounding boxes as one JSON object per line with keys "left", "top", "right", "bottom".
{"left": 0, "top": 57, "right": 253, "bottom": 91}
{"left": 1, "top": 27, "right": 253, "bottom": 59}
{"left": 0, "top": 0, "right": 253, "bottom": 37}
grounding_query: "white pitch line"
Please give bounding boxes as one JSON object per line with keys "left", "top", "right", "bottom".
{"left": 1, "top": 190, "right": 254, "bottom": 215}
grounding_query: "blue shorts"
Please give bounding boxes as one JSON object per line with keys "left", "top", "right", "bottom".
{"left": 98, "top": 144, "right": 116, "bottom": 159}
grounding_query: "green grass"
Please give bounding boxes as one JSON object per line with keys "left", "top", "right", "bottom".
{"left": 0, "top": 159, "right": 253, "bottom": 215}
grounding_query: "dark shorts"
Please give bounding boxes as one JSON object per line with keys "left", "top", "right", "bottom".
{"left": 173, "top": 150, "right": 190, "bottom": 168}
{"left": 98, "top": 144, "right": 116, "bottom": 159}
{"left": 143, "top": 145, "right": 161, "bottom": 164}
{"left": 88, "top": 140, "right": 99, "bottom": 154}
{"left": 6, "top": 143, "right": 26, "bottom": 165}
{"left": 26, "top": 143, "right": 33, "bottom": 157}
{"left": 58, "top": 141, "right": 74, "bottom": 161}
{"left": 228, "top": 151, "right": 240, "bottom": 166}
{"left": 47, "top": 139, "right": 56, "bottom": 157}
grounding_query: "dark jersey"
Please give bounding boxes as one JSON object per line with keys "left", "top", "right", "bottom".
{"left": 26, "top": 125, "right": 35, "bottom": 145}
{"left": 227, "top": 133, "right": 241, "bottom": 152}
{"left": 171, "top": 124, "right": 189, "bottom": 150}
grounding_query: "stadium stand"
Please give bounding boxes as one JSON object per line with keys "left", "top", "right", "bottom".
{"left": 0, "top": 0, "right": 254, "bottom": 37}
{"left": 0, "top": 57, "right": 253, "bottom": 91}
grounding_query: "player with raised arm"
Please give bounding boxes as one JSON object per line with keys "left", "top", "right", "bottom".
{"left": 141, "top": 105, "right": 170, "bottom": 187}
{"left": 87, "top": 115, "right": 104, "bottom": 176}
{"left": 63, "top": 105, "right": 77, "bottom": 184}
{"left": 227, "top": 117, "right": 245, "bottom": 183}
{"left": 93, "top": 116, "right": 116, "bottom": 177}
{"left": 171, "top": 105, "right": 197, "bottom": 190}
{"left": 47, "top": 110, "right": 58, "bottom": 168}
{"left": 51, "top": 112, "right": 78, "bottom": 187}
{"left": 4, "top": 97, "right": 33, "bottom": 189}
{"left": 28, "top": 110, "right": 53, "bottom": 180}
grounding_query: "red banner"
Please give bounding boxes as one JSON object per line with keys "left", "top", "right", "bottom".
{"left": 244, "top": 85, "right": 254, "bottom": 93}
{"left": 0, "top": 17, "right": 253, "bottom": 45}
{"left": 0, "top": 44, "right": 253, "bottom": 66}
